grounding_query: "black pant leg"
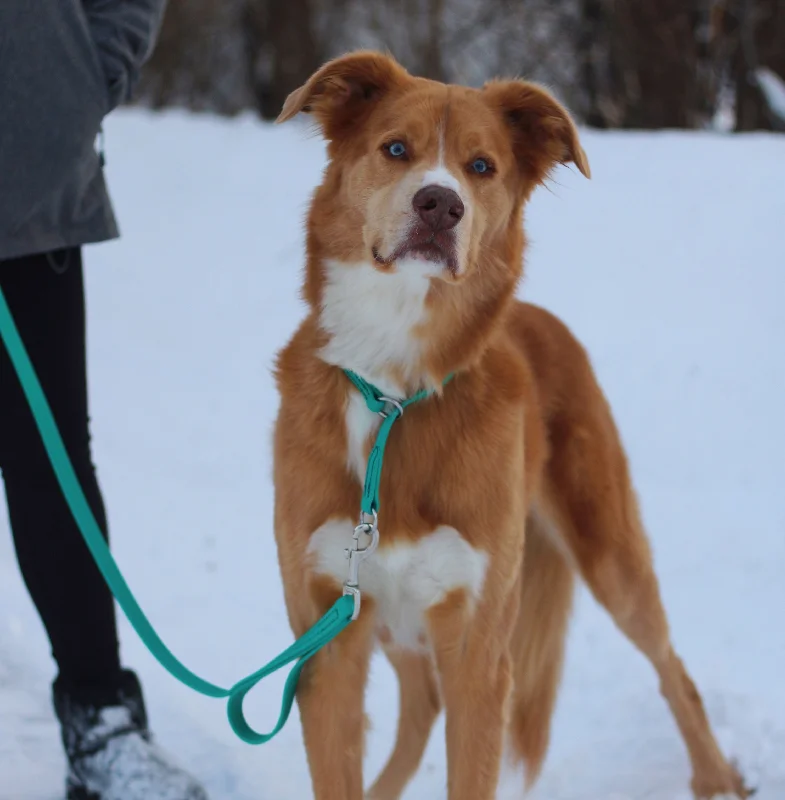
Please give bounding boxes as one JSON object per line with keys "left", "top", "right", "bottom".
{"left": 0, "top": 247, "right": 121, "bottom": 689}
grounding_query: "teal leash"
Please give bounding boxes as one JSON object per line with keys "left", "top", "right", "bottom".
{"left": 0, "top": 284, "right": 353, "bottom": 744}
{"left": 343, "top": 369, "right": 453, "bottom": 518}
{"left": 340, "top": 369, "right": 452, "bottom": 619}
{"left": 0, "top": 285, "right": 449, "bottom": 744}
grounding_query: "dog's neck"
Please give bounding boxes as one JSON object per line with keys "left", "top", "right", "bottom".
{"left": 317, "top": 258, "right": 434, "bottom": 398}
{"left": 315, "top": 252, "right": 521, "bottom": 398}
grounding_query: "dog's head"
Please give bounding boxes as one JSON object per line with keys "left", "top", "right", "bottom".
{"left": 278, "top": 52, "right": 589, "bottom": 388}
{"left": 279, "top": 51, "right": 589, "bottom": 286}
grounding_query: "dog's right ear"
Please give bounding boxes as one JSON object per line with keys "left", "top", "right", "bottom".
{"left": 276, "top": 51, "right": 411, "bottom": 138}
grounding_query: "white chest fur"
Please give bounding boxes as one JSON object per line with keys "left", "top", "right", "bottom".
{"left": 319, "top": 258, "right": 432, "bottom": 397}
{"left": 308, "top": 519, "right": 488, "bottom": 651}
{"left": 315, "top": 258, "right": 486, "bottom": 650}
{"left": 344, "top": 389, "right": 379, "bottom": 482}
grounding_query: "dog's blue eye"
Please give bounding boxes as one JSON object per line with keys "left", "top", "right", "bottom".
{"left": 387, "top": 141, "right": 407, "bottom": 158}
{"left": 471, "top": 158, "right": 490, "bottom": 174}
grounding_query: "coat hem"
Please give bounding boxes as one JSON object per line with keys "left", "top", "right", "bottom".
{"left": 0, "top": 227, "right": 121, "bottom": 263}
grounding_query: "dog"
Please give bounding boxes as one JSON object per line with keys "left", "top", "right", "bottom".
{"left": 271, "top": 51, "right": 749, "bottom": 800}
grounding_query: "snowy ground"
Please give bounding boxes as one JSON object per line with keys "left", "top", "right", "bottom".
{"left": 1, "top": 109, "right": 784, "bottom": 800}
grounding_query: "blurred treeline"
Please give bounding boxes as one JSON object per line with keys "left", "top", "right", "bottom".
{"left": 135, "top": 0, "right": 785, "bottom": 131}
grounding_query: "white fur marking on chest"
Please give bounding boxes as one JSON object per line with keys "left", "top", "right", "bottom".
{"left": 319, "top": 259, "right": 431, "bottom": 396}
{"left": 308, "top": 519, "right": 488, "bottom": 651}
{"left": 344, "top": 389, "right": 379, "bottom": 481}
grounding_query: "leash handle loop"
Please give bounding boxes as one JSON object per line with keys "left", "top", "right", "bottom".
{"left": 226, "top": 595, "right": 354, "bottom": 743}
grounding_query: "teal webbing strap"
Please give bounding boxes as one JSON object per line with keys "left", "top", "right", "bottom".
{"left": 0, "top": 286, "right": 353, "bottom": 744}
{"left": 343, "top": 369, "right": 453, "bottom": 516}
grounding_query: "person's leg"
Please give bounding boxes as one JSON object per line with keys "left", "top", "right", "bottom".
{"left": 0, "top": 247, "right": 121, "bottom": 689}
{"left": 1, "top": 248, "right": 209, "bottom": 800}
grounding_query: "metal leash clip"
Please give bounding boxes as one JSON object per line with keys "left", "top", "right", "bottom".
{"left": 343, "top": 510, "right": 380, "bottom": 620}
{"left": 377, "top": 396, "right": 404, "bottom": 419}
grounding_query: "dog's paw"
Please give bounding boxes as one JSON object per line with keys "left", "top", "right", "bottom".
{"left": 691, "top": 761, "right": 755, "bottom": 799}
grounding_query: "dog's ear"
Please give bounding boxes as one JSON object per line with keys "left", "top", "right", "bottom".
{"left": 482, "top": 80, "right": 590, "bottom": 184}
{"left": 276, "top": 51, "right": 411, "bottom": 137}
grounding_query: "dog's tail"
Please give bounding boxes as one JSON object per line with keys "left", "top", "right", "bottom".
{"left": 507, "top": 512, "right": 574, "bottom": 787}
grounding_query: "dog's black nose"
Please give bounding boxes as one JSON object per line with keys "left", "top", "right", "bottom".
{"left": 412, "top": 185, "right": 464, "bottom": 231}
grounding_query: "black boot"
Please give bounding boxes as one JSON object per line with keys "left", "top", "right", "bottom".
{"left": 53, "top": 669, "right": 208, "bottom": 800}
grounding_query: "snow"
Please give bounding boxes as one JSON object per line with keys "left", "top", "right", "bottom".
{"left": 2, "top": 109, "right": 784, "bottom": 799}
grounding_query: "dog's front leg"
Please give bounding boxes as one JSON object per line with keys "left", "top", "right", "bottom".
{"left": 294, "top": 578, "right": 377, "bottom": 800}
{"left": 427, "top": 572, "right": 520, "bottom": 800}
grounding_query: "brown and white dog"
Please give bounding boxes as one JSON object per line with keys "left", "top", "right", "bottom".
{"left": 271, "top": 51, "right": 749, "bottom": 800}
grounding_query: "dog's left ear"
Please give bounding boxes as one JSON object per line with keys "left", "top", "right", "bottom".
{"left": 483, "top": 80, "right": 590, "bottom": 183}
{"left": 276, "top": 51, "right": 411, "bottom": 140}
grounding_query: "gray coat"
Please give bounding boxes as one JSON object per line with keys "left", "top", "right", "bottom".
{"left": 0, "top": 0, "right": 167, "bottom": 261}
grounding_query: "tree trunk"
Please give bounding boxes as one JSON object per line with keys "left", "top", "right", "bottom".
{"left": 243, "top": 0, "right": 323, "bottom": 120}
{"left": 579, "top": 0, "right": 711, "bottom": 129}
{"left": 733, "top": 0, "right": 785, "bottom": 130}
{"left": 266, "top": 0, "right": 322, "bottom": 119}
{"left": 421, "top": 0, "right": 446, "bottom": 82}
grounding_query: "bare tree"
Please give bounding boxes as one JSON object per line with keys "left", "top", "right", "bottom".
{"left": 136, "top": 0, "right": 584, "bottom": 120}
{"left": 136, "top": 0, "right": 323, "bottom": 119}
{"left": 322, "top": 0, "right": 581, "bottom": 104}
{"left": 577, "top": 0, "right": 718, "bottom": 129}
{"left": 731, "top": 0, "right": 785, "bottom": 130}
{"left": 245, "top": 0, "right": 324, "bottom": 119}
{"left": 135, "top": 0, "right": 251, "bottom": 115}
